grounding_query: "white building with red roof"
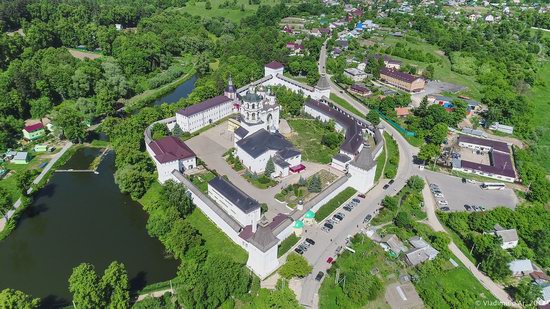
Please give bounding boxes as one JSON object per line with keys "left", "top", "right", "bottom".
{"left": 146, "top": 136, "right": 197, "bottom": 183}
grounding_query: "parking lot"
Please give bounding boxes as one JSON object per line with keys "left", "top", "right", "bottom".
{"left": 425, "top": 171, "right": 518, "bottom": 212}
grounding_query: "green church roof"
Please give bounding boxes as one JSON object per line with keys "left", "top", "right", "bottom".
{"left": 294, "top": 220, "right": 304, "bottom": 228}
{"left": 305, "top": 210, "right": 315, "bottom": 219}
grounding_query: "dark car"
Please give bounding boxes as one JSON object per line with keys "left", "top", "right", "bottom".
{"left": 388, "top": 179, "right": 395, "bottom": 185}
{"left": 352, "top": 198, "right": 361, "bottom": 203}
{"left": 440, "top": 207, "right": 451, "bottom": 212}
{"left": 334, "top": 214, "right": 344, "bottom": 221}
{"left": 294, "top": 247, "right": 303, "bottom": 254}
{"left": 464, "top": 204, "right": 472, "bottom": 211}
{"left": 343, "top": 205, "right": 352, "bottom": 212}
{"left": 323, "top": 222, "right": 334, "bottom": 229}
{"left": 358, "top": 194, "right": 366, "bottom": 198}
{"left": 305, "top": 238, "right": 315, "bottom": 245}
{"left": 315, "top": 271, "right": 325, "bottom": 281}
{"left": 383, "top": 184, "right": 390, "bottom": 190}
{"left": 363, "top": 214, "right": 372, "bottom": 223}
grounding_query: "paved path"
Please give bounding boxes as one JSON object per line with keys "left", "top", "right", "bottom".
{"left": 421, "top": 180, "right": 517, "bottom": 307}
{"left": 185, "top": 121, "right": 344, "bottom": 219}
{"left": 136, "top": 288, "right": 174, "bottom": 302}
{"left": 0, "top": 141, "right": 73, "bottom": 232}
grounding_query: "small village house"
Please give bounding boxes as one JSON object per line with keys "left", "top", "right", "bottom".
{"left": 22, "top": 123, "right": 46, "bottom": 140}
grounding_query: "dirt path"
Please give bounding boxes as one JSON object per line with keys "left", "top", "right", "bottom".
{"left": 421, "top": 180, "right": 519, "bottom": 307}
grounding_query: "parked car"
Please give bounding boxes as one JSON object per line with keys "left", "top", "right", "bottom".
{"left": 440, "top": 207, "right": 450, "bottom": 212}
{"left": 479, "top": 205, "right": 486, "bottom": 211}
{"left": 324, "top": 223, "right": 334, "bottom": 229}
{"left": 294, "top": 247, "right": 304, "bottom": 254}
{"left": 429, "top": 183, "right": 439, "bottom": 188}
{"left": 434, "top": 193, "right": 444, "bottom": 198}
{"left": 467, "top": 179, "right": 476, "bottom": 184}
{"left": 336, "top": 212, "right": 346, "bottom": 218}
{"left": 352, "top": 198, "right": 361, "bottom": 203}
{"left": 383, "top": 184, "right": 390, "bottom": 190}
{"left": 363, "top": 214, "right": 372, "bottom": 223}
{"left": 315, "top": 271, "right": 324, "bottom": 281}
{"left": 305, "top": 238, "right": 315, "bottom": 245}
{"left": 437, "top": 200, "right": 449, "bottom": 206}
{"left": 343, "top": 205, "right": 352, "bottom": 212}
{"left": 321, "top": 226, "right": 330, "bottom": 233}
{"left": 332, "top": 215, "right": 342, "bottom": 222}
{"left": 326, "top": 257, "right": 334, "bottom": 264}
{"left": 358, "top": 194, "right": 366, "bottom": 198}
{"left": 335, "top": 246, "right": 342, "bottom": 254}
{"left": 300, "top": 242, "right": 310, "bottom": 249}
{"left": 388, "top": 179, "right": 395, "bottom": 185}
{"left": 464, "top": 204, "right": 472, "bottom": 211}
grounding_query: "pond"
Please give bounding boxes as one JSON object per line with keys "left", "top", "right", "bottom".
{"left": 0, "top": 148, "right": 178, "bottom": 308}
{"left": 153, "top": 75, "right": 197, "bottom": 105}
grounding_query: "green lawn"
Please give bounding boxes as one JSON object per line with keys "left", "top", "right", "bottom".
{"left": 374, "top": 147, "right": 386, "bottom": 182}
{"left": 190, "top": 170, "right": 216, "bottom": 194}
{"left": 316, "top": 187, "right": 357, "bottom": 221}
{"left": 319, "top": 236, "right": 399, "bottom": 309}
{"left": 287, "top": 119, "right": 341, "bottom": 164}
{"left": 329, "top": 93, "right": 364, "bottom": 117}
{"left": 383, "top": 132, "right": 399, "bottom": 179}
{"left": 176, "top": 0, "right": 266, "bottom": 23}
{"left": 377, "top": 35, "right": 483, "bottom": 100}
{"left": 277, "top": 234, "right": 299, "bottom": 258}
{"left": 414, "top": 265, "right": 499, "bottom": 309}
{"left": 186, "top": 208, "right": 248, "bottom": 264}
{"left": 527, "top": 62, "right": 550, "bottom": 173}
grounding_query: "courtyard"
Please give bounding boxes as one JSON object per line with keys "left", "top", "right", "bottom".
{"left": 185, "top": 121, "right": 344, "bottom": 218}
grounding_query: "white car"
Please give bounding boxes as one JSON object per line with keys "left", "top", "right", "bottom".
{"left": 434, "top": 193, "right": 444, "bottom": 198}
{"left": 437, "top": 200, "right": 449, "bottom": 206}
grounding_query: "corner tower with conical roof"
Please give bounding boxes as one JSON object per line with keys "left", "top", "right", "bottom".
{"left": 314, "top": 73, "right": 331, "bottom": 99}
{"left": 224, "top": 75, "right": 237, "bottom": 100}
{"left": 246, "top": 216, "right": 280, "bottom": 279}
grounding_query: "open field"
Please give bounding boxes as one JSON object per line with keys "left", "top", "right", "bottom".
{"left": 527, "top": 62, "right": 550, "bottom": 173}
{"left": 287, "top": 119, "right": 341, "bottom": 164}
{"left": 376, "top": 35, "right": 483, "bottom": 100}
{"left": 67, "top": 48, "right": 102, "bottom": 60}
{"left": 176, "top": 0, "right": 266, "bottom": 23}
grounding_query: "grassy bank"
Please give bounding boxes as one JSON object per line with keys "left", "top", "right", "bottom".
{"left": 175, "top": 0, "right": 265, "bottom": 23}
{"left": 329, "top": 93, "right": 364, "bottom": 117}
{"left": 316, "top": 187, "right": 357, "bottom": 221}
{"left": 383, "top": 132, "right": 399, "bottom": 179}
{"left": 277, "top": 234, "right": 300, "bottom": 258}
{"left": 125, "top": 64, "right": 195, "bottom": 113}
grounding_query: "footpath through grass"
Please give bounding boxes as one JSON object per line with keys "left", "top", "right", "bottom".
{"left": 316, "top": 187, "right": 357, "bottom": 221}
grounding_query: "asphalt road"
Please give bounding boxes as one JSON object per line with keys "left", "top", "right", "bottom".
{"left": 298, "top": 42, "right": 514, "bottom": 308}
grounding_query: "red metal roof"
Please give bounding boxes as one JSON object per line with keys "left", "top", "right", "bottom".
{"left": 148, "top": 136, "right": 195, "bottom": 163}
{"left": 265, "top": 61, "right": 284, "bottom": 69}
{"left": 24, "top": 123, "right": 44, "bottom": 132}
{"left": 380, "top": 67, "right": 423, "bottom": 83}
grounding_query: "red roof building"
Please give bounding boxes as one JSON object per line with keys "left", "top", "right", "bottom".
{"left": 24, "top": 123, "right": 44, "bottom": 133}
{"left": 148, "top": 136, "right": 195, "bottom": 164}
{"left": 265, "top": 61, "right": 284, "bottom": 70}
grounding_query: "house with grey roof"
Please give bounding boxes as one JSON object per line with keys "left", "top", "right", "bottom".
{"left": 380, "top": 234, "right": 408, "bottom": 254}
{"left": 208, "top": 177, "right": 261, "bottom": 228}
{"left": 492, "top": 224, "right": 519, "bottom": 249}
{"left": 235, "top": 129, "right": 302, "bottom": 178}
{"left": 404, "top": 236, "right": 439, "bottom": 266}
{"left": 508, "top": 259, "right": 535, "bottom": 277}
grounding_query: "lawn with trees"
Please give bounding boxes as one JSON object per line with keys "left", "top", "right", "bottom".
{"left": 287, "top": 119, "right": 343, "bottom": 164}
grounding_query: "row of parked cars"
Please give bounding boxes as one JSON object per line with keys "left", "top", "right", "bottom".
{"left": 464, "top": 204, "right": 486, "bottom": 212}
{"left": 430, "top": 183, "right": 450, "bottom": 212}
{"left": 294, "top": 238, "right": 316, "bottom": 255}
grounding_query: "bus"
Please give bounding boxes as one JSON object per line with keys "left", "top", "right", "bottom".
{"left": 481, "top": 182, "right": 506, "bottom": 190}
